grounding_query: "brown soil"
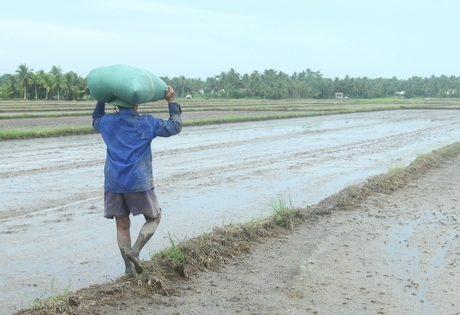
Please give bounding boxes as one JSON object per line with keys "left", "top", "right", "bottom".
{"left": 14, "top": 145, "right": 460, "bottom": 315}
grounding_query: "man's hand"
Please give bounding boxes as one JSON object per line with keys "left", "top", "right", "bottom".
{"left": 165, "top": 86, "right": 176, "bottom": 103}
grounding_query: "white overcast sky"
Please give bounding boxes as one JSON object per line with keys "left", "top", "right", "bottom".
{"left": 1, "top": 0, "right": 458, "bottom": 80}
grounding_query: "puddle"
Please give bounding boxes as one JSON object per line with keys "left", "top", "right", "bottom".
{"left": 385, "top": 212, "right": 460, "bottom": 314}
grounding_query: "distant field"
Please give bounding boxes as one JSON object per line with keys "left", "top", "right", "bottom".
{"left": 0, "top": 98, "right": 459, "bottom": 140}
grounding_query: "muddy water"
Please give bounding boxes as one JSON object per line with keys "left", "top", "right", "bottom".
{"left": 1, "top": 109, "right": 460, "bottom": 314}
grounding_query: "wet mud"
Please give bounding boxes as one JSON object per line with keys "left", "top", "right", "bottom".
{"left": 2, "top": 109, "right": 460, "bottom": 314}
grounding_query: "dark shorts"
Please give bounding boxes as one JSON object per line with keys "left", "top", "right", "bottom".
{"left": 104, "top": 189, "right": 161, "bottom": 219}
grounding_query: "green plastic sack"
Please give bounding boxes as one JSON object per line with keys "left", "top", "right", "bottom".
{"left": 87, "top": 65, "right": 168, "bottom": 107}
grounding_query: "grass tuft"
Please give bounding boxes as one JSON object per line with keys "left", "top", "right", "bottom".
{"left": 269, "top": 195, "right": 296, "bottom": 230}
{"left": 23, "top": 275, "right": 73, "bottom": 314}
{"left": 165, "top": 232, "right": 187, "bottom": 277}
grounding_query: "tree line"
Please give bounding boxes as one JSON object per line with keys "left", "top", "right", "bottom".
{"left": 1, "top": 64, "right": 459, "bottom": 101}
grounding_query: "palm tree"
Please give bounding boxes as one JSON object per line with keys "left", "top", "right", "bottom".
{"left": 64, "top": 71, "right": 84, "bottom": 100}
{"left": 50, "top": 65, "right": 62, "bottom": 76}
{"left": 226, "top": 68, "right": 241, "bottom": 90}
{"left": 52, "top": 74, "right": 67, "bottom": 100}
{"left": 29, "top": 73, "right": 41, "bottom": 100}
{"left": 424, "top": 75, "right": 439, "bottom": 97}
{"left": 248, "top": 70, "right": 262, "bottom": 97}
{"left": 77, "top": 75, "right": 89, "bottom": 100}
{"left": 50, "top": 65, "right": 64, "bottom": 100}
{"left": 257, "top": 83, "right": 269, "bottom": 99}
{"left": 40, "top": 73, "right": 54, "bottom": 100}
{"left": 203, "top": 76, "right": 219, "bottom": 95}
{"left": 15, "top": 63, "right": 34, "bottom": 99}
{"left": 34, "top": 70, "right": 46, "bottom": 99}
{"left": 170, "top": 75, "right": 189, "bottom": 97}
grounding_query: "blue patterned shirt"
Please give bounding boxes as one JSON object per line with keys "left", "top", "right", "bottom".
{"left": 92, "top": 101, "right": 182, "bottom": 193}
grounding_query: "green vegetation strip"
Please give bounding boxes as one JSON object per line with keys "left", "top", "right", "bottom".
{"left": 15, "top": 141, "right": 460, "bottom": 315}
{"left": 0, "top": 113, "right": 92, "bottom": 119}
{"left": 0, "top": 108, "right": 388, "bottom": 141}
{"left": 2, "top": 104, "right": 458, "bottom": 141}
{"left": 0, "top": 109, "right": 168, "bottom": 119}
{"left": 0, "top": 126, "right": 96, "bottom": 140}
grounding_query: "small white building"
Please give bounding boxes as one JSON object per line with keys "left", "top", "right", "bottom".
{"left": 394, "top": 91, "right": 405, "bottom": 99}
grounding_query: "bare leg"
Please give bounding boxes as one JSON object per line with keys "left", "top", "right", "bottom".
{"left": 115, "top": 216, "right": 135, "bottom": 277}
{"left": 126, "top": 214, "right": 161, "bottom": 274}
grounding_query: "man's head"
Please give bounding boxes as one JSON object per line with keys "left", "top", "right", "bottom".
{"left": 117, "top": 105, "right": 138, "bottom": 112}
{"left": 108, "top": 98, "right": 138, "bottom": 111}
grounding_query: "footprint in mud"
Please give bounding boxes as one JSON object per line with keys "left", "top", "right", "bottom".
{"left": 0, "top": 229, "right": 19, "bottom": 234}
{"left": 42, "top": 213, "right": 75, "bottom": 224}
{"left": 81, "top": 205, "right": 100, "bottom": 215}
{"left": 0, "top": 223, "right": 32, "bottom": 234}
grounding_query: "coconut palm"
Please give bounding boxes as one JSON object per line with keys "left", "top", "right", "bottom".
{"left": 49, "top": 65, "right": 65, "bottom": 100}
{"left": 29, "top": 72, "right": 41, "bottom": 100}
{"left": 52, "top": 74, "right": 67, "bottom": 100}
{"left": 40, "top": 73, "right": 54, "bottom": 100}
{"left": 15, "top": 63, "right": 34, "bottom": 99}
{"left": 34, "top": 70, "right": 46, "bottom": 99}
{"left": 64, "top": 71, "right": 84, "bottom": 101}
{"left": 50, "top": 65, "right": 62, "bottom": 76}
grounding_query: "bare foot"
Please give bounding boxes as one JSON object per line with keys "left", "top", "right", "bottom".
{"left": 125, "top": 252, "right": 143, "bottom": 274}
